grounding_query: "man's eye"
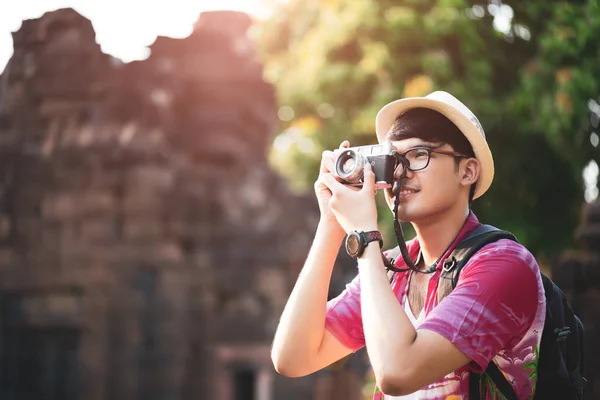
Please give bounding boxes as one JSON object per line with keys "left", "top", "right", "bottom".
{"left": 414, "top": 150, "right": 428, "bottom": 158}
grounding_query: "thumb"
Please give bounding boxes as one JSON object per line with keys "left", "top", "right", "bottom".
{"left": 362, "top": 162, "right": 375, "bottom": 192}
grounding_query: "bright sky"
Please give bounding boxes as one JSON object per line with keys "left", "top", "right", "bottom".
{"left": 0, "top": 0, "right": 280, "bottom": 73}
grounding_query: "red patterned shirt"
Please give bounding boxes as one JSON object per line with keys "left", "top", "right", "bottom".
{"left": 325, "top": 212, "right": 545, "bottom": 399}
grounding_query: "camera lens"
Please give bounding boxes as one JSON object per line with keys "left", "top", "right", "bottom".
{"left": 341, "top": 158, "right": 356, "bottom": 174}
{"left": 335, "top": 150, "right": 365, "bottom": 183}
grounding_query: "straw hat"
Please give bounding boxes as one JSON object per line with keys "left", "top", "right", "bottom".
{"left": 375, "top": 91, "right": 494, "bottom": 199}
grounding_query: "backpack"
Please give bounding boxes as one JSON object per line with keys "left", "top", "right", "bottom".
{"left": 386, "top": 224, "right": 587, "bottom": 399}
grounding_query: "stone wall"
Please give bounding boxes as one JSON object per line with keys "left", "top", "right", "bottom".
{"left": 551, "top": 200, "right": 600, "bottom": 400}
{"left": 0, "top": 8, "right": 365, "bottom": 400}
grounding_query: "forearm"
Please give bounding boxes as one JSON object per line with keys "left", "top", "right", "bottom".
{"left": 358, "top": 242, "right": 416, "bottom": 386}
{"left": 271, "top": 219, "right": 345, "bottom": 373}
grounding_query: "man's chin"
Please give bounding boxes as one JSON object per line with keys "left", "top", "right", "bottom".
{"left": 390, "top": 205, "right": 411, "bottom": 221}
{"left": 391, "top": 204, "right": 428, "bottom": 224}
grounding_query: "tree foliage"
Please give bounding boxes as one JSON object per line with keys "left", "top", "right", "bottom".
{"left": 254, "top": 0, "right": 600, "bottom": 260}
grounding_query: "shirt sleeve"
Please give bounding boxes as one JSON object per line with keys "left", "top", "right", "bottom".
{"left": 325, "top": 273, "right": 366, "bottom": 352}
{"left": 418, "top": 240, "right": 540, "bottom": 373}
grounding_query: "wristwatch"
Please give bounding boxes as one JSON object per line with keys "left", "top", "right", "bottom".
{"left": 345, "top": 230, "right": 383, "bottom": 258}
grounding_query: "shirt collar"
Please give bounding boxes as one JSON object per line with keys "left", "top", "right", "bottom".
{"left": 396, "top": 211, "right": 481, "bottom": 271}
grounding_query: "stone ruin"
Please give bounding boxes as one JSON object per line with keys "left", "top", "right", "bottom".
{"left": 551, "top": 199, "right": 600, "bottom": 400}
{"left": 0, "top": 8, "right": 368, "bottom": 400}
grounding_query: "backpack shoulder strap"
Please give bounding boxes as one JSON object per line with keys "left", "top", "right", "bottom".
{"left": 384, "top": 246, "right": 402, "bottom": 283}
{"left": 437, "top": 224, "right": 517, "bottom": 304}
{"left": 437, "top": 224, "right": 519, "bottom": 400}
{"left": 385, "top": 246, "right": 402, "bottom": 267}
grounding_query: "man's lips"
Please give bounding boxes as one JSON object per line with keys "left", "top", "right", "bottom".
{"left": 388, "top": 185, "right": 420, "bottom": 198}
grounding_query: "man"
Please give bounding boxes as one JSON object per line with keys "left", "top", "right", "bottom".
{"left": 271, "top": 91, "right": 545, "bottom": 399}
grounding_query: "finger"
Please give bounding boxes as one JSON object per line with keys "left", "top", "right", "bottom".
{"left": 339, "top": 140, "right": 350, "bottom": 149}
{"left": 361, "top": 163, "right": 375, "bottom": 193}
{"left": 322, "top": 155, "right": 336, "bottom": 175}
{"left": 321, "top": 172, "right": 346, "bottom": 192}
{"left": 320, "top": 150, "right": 337, "bottom": 173}
{"left": 322, "top": 151, "right": 347, "bottom": 182}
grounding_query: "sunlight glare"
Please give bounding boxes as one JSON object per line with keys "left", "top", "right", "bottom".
{"left": 583, "top": 160, "right": 599, "bottom": 203}
{"left": 0, "top": 0, "right": 287, "bottom": 72}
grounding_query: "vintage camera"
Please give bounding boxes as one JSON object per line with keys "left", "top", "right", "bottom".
{"left": 334, "top": 142, "right": 397, "bottom": 189}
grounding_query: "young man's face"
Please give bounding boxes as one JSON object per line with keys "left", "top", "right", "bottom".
{"left": 384, "top": 137, "right": 472, "bottom": 224}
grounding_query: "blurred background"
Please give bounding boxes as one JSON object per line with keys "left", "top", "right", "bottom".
{"left": 0, "top": 0, "right": 598, "bottom": 399}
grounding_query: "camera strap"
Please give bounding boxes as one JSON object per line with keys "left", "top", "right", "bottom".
{"left": 382, "top": 156, "right": 420, "bottom": 273}
{"left": 383, "top": 154, "right": 459, "bottom": 275}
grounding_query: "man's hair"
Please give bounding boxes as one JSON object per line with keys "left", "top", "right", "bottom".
{"left": 387, "top": 107, "right": 477, "bottom": 201}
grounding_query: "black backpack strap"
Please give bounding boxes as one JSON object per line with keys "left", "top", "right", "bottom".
{"left": 486, "top": 363, "right": 519, "bottom": 400}
{"left": 437, "top": 224, "right": 517, "bottom": 303}
{"left": 469, "top": 371, "right": 481, "bottom": 399}
{"left": 384, "top": 246, "right": 402, "bottom": 283}
{"left": 435, "top": 224, "right": 520, "bottom": 400}
{"left": 386, "top": 246, "right": 402, "bottom": 266}
{"left": 468, "top": 364, "right": 519, "bottom": 400}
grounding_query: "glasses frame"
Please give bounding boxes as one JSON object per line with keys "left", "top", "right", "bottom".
{"left": 395, "top": 145, "right": 470, "bottom": 174}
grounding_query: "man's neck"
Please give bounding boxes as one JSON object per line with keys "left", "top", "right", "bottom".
{"left": 413, "top": 207, "right": 470, "bottom": 269}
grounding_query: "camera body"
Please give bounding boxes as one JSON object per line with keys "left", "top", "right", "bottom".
{"left": 334, "top": 142, "right": 397, "bottom": 189}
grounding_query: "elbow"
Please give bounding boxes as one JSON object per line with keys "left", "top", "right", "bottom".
{"left": 270, "top": 350, "right": 310, "bottom": 378}
{"left": 270, "top": 349, "right": 292, "bottom": 377}
{"left": 375, "top": 368, "right": 417, "bottom": 397}
{"left": 273, "top": 363, "right": 307, "bottom": 378}
{"left": 377, "top": 376, "right": 404, "bottom": 397}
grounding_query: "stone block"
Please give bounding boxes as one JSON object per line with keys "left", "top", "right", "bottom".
{"left": 80, "top": 218, "right": 118, "bottom": 242}
{"left": 123, "top": 217, "right": 164, "bottom": 240}
{"left": 125, "top": 165, "right": 174, "bottom": 193}
{"left": 41, "top": 193, "right": 78, "bottom": 220}
{"left": 42, "top": 190, "right": 116, "bottom": 220}
{"left": 152, "top": 242, "right": 184, "bottom": 264}
{"left": 122, "top": 191, "right": 164, "bottom": 215}
{"left": 82, "top": 190, "right": 117, "bottom": 216}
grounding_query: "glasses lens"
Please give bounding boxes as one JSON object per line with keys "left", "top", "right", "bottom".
{"left": 405, "top": 148, "right": 430, "bottom": 171}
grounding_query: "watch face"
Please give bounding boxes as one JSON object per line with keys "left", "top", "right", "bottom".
{"left": 345, "top": 233, "right": 361, "bottom": 257}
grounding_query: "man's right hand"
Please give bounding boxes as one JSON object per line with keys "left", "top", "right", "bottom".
{"left": 314, "top": 140, "right": 350, "bottom": 226}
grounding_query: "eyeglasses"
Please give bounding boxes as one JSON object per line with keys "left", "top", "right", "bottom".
{"left": 394, "top": 146, "right": 469, "bottom": 175}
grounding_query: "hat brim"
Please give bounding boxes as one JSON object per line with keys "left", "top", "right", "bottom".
{"left": 375, "top": 98, "right": 494, "bottom": 200}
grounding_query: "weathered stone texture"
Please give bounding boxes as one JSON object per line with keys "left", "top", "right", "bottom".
{"left": 0, "top": 7, "right": 364, "bottom": 400}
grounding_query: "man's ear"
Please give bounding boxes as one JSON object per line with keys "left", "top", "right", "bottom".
{"left": 460, "top": 158, "right": 480, "bottom": 188}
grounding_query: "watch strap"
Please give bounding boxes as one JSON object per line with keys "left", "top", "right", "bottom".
{"left": 361, "top": 230, "right": 383, "bottom": 248}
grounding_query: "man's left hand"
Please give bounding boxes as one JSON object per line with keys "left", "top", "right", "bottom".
{"left": 321, "top": 163, "right": 379, "bottom": 233}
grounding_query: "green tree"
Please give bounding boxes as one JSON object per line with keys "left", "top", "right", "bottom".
{"left": 508, "top": 1, "right": 600, "bottom": 188}
{"left": 255, "top": 0, "right": 598, "bottom": 260}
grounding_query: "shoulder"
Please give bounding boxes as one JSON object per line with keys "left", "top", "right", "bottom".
{"left": 457, "top": 239, "right": 541, "bottom": 297}
{"left": 467, "top": 238, "right": 538, "bottom": 272}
